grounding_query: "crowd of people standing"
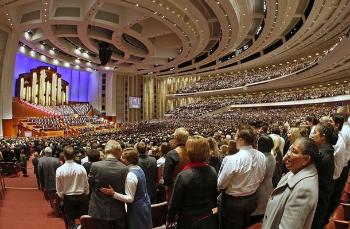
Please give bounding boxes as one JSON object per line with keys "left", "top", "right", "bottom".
{"left": 1, "top": 104, "right": 350, "bottom": 229}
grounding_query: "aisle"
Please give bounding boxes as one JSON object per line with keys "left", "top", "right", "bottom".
{"left": 0, "top": 160, "right": 64, "bottom": 229}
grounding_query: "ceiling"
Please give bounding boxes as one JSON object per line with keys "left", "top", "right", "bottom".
{"left": 0, "top": 0, "right": 350, "bottom": 81}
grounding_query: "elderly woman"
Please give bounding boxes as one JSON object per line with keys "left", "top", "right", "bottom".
{"left": 167, "top": 136, "right": 218, "bottom": 229}
{"left": 311, "top": 122, "right": 337, "bottom": 229}
{"left": 100, "top": 148, "right": 152, "bottom": 229}
{"left": 262, "top": 137, "right": 319, "bottom": 229}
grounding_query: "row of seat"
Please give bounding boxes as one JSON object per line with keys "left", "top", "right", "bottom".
{"left": 77, "top": 201, "right": 168, "bottom": 229}
{"left": 0, "top": 162, "right": 21, "bottom": 177}
{"left": 326, "top": 180, "right": 350, "bottom": 229}
{"left": 42, "top": 188, "right": 168, "bottom": 229}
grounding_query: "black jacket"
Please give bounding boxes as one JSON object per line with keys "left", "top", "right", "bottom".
{"left": 168, "top": 165, "right": 218, "bottom": 228}
{"left": 138, "top": 154, "right": 158, "bottom": 203}
{"left": 312, "top": 143, "right": 335, "bottom": 228}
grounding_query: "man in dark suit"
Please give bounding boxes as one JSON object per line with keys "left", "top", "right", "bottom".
{"left": 38, "top": 147, "right": 60, "bottom": 198}
{"left": 137, "top": 141, "right": 157, "bottom": 203}
{"left": 88, "top": 140, "right": 129, "bottom": 229}
{"left": 32, "top": 152, "right": 41, "bottom": 189}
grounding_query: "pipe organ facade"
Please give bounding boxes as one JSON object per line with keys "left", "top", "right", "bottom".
{"left": 15, "top": 66, "right": 69, "bottom": 106}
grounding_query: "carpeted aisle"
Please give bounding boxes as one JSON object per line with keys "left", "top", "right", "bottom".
{"left": 0, "top": 160, "right": 64, "bottom": 229}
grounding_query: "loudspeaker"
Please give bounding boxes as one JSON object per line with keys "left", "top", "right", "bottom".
{"left": 99, "top": 42, "right": 112, "bottom": 66}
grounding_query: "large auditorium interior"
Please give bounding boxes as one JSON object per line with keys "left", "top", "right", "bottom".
{"left": 0, "top": 0, "right": 350, "bottom": 229}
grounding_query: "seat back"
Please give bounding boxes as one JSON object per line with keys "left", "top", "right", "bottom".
{"left": 340, "top": 203, "right": 350, "bottom": 221}
{"left": 151, "top": 201, "right": 168, "bottom": 228}
{"left": 80, "top": 215, "right": 109, "bottom": 229}
{"left": 332, "top": 220, "right": 349, "bottom": 229}
{"left": 333, "top": 205, "right": 345, "bottom": 220}
{"left": 246, "top": 223, "right": 262, "bottom": 229}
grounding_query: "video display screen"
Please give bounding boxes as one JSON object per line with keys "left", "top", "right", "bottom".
{"left": 129, "top": 97, "right": 141, "bottom": 109}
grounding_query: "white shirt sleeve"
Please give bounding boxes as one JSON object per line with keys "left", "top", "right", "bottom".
{"left": 113, "top": 172, "right": 138, "bottom": 203}
{"left": 333, "top": 134, "right": 347, "bottom": 179}
{"left": 55, "top": 169, "right": 64, "bottom": 198}
{"left": 218, "top": 156, "right": 237, "bottom": 190}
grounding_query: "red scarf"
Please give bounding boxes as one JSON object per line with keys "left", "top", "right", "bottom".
{"left": 182, "top": 162, "right": 208, "bottom": 171}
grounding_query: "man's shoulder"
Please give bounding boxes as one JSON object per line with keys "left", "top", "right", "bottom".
{"left": 143, "top": 155, "right": 157, "bottom": 163}
{"left": 166, "top": 150, "right": 179, "bottom": 159}
{"left": 48, "top": 156, "right": 60, "bottom": 162}
{"left": 167, "top": 149, "right": 177, "bottom": 155}
{"left": 92, "top": 160, "right": 127, "bottom": 169}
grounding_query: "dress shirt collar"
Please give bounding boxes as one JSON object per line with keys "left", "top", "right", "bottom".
{"left": 106, "top": 154, "right": 116, "bottom": 159}
{"left": 239, "top": 145, "right": 253, "bottom": 151}
{"left": 65, "top": 160, "right": 74, "bottom": 163}
{"left": 128, "top": 164, "right": 139, "bottom": 169}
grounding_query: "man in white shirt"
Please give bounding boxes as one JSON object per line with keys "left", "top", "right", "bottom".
{"left": 328, "top": 108, "right": 350, "bottom": 217}
{"left": 56, "top": 145, "right": 89, "bottom": 229}
{"left": 218, "top": 125, "right": 266, "bottom": 229}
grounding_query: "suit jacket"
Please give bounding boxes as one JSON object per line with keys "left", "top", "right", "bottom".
{"left": 262, "top": 164, "right": 319, "bottom": 229}
{"left": 138, "top": 154, "right": 157, "bottom": 203}
{"left": 32, "top": 157, "right": 39, "bottom": 175}
{"left": 88, "top": 158, "right": 128, "bottom": 221}
{"left": 312, "top": 143, "right": 335, "bottom": 228}
{"left": 38, "top": 156, "right": 60, "bottom": 191}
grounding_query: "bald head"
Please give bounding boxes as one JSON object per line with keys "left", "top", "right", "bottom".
{"left": 44, "top": 147, "right": 52, "bottom": 156}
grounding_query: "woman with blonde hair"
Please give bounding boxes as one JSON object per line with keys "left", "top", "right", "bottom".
{"left": 283, "top": 127, "right": 301, "bottom": 155}
{"left": 283, "top": 127, "right": 302, "bottom": 173}
{"left": 269, "top": 134, "right": 284, "bottom": 187}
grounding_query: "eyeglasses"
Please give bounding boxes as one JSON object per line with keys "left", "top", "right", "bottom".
{"left": 287, "top": 146, "right": 303, "bottom": 157}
